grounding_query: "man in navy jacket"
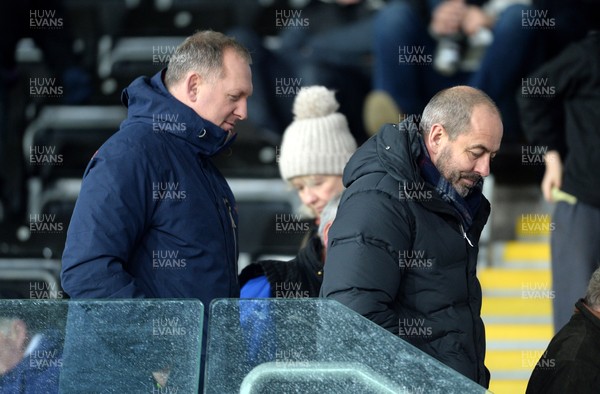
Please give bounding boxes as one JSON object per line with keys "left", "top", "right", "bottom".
{"left": 61, "top": 30, "right": 252, "bottom": 390}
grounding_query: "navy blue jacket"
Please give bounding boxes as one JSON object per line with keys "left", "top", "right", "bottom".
{"left": 61, "top": 69, "right": 240, "bottom": 302}
{"left": 321, "top": 121, "right": 490, "bottom": 387}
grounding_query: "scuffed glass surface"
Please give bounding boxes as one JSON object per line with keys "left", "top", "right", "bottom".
{"left": 205, "top": 299, "right": 491, "bottom": 394}
{"left": 0, "top": 299, "right": 203, "bottom": 394}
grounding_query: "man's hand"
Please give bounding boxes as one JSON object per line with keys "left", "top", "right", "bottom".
{"left": 461, "top": 5, "right": 493, "bottom": 36}
{"left": 431, "top": 0, "right": 467, "bottom": 36}
{"left": 542, "top": 150, "right": 562, "bottom": 202}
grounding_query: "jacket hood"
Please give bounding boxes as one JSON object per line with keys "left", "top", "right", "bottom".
{"left": 120, "top": 69, "right": 236, "bottom": 157}
{"left": 343, "top": 117, "right": 423, "bottom": 187}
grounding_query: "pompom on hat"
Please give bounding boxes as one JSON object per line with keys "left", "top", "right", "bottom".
{"left": 278, "top": 86, "right": 357, "bottom": 181}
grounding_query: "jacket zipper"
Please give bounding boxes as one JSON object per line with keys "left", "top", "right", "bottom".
{"left": 224, "top": 197, "right": 239, "bottom": 284}
{"left": 460, "top": 221, "right": 483, "bottom": 383}
{"left": 459, "top": 223, "right": 474, "bottom": 247}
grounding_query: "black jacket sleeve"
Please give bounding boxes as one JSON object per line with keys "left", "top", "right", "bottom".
{"left": 320, "top": 188, "right": 413, "bottom": 334}
{"left": 517, "top": 38, "right": 591, "bottom": 153}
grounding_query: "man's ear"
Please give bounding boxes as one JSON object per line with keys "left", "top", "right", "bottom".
{"left": 426, "top": 123, "right": 446, "bottom": 156}
{"left": 185, "top": 72, "right": 202, "bottom": 102}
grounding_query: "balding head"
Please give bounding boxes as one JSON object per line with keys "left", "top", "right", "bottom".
{"left": 420, "top": 86, "right": 501, "bottom": 140}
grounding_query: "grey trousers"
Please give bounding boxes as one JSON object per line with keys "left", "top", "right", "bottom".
{"left": 551, "top": 201, "right": 600, "bottom": 332}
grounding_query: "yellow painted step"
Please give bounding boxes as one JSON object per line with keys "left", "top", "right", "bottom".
{"left": 489, "top": 379, "right": 528, "bottom": 394}
{"left": 479, "top": 269, "right": 551, "bottom": 291}
{"left": 503, "top": 242, "right": 550, "bottom": 262}
{"left": 486, "top": 324, "right": 553, "bottom": 341}
{"left": 482, "top": 297, "right": 552, "bottom": 316}
{"left": 486, "top": 350, "right": 547, "bottom": 371}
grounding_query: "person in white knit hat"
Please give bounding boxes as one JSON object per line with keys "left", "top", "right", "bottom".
{"left": 278, "top": 85, "right": 357, "bottom": 219}
{"left": 238, "top": 86, "right": 357, "bottom": 300}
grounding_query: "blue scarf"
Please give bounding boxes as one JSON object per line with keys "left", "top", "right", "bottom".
{"left": 417, "top": 139, "right": 482, "bottom": 232}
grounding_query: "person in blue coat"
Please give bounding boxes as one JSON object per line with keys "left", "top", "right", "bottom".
{"left": 60, "top": 30, "right": 253, "bottom": 390}
{"left": 0, "top": 315, "right": 63, "bottom": 394}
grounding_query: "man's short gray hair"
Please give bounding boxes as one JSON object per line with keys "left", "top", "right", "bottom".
{"left": 164, "top": 30, "right": 251, "bottom": 88}
{"left": 585, "top": 266, "right": 600, "bottom": 309}
{"left": 420, "top": 86, "right": 500, "bottom": 140}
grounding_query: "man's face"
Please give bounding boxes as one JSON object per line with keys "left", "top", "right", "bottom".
{"left": 433, "top": 105, "right": 503, "bottom": 197}
{"left": 0, "top": 320, "right": 26, "bottom": 375}
{"left": 290, "top": 175, "right": 343, "bottom": 217}
{"left": 192, "top": 48, "right": 252, "bottom": 133}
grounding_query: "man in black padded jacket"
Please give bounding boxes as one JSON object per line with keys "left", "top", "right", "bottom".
{"left": 321, "top": 86, "right": 503, "bottom": 388}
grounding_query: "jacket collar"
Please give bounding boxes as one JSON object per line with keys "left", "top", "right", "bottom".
{"left": 121, "top": 69, "right": 236, "bottom": 157}
{"left": 576, "top": 299, "right": 600, "bottom": 331}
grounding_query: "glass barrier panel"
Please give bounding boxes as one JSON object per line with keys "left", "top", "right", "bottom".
{"left": 0, "top": 299, "right": 203, "bottom": 394}
{"left": 205, "top": 299, "right": 491, "bottom": 394}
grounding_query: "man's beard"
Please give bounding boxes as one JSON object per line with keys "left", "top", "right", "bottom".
{"left": 436, "top": 146, "right": 482, "bottom": 198}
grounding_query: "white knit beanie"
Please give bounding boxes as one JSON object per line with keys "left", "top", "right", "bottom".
{"left": 279, "top": 86, "right": 357, "bottom": 181}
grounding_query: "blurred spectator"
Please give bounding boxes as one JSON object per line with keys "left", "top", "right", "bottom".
{"left": 322, "top": 86, "right": 503, "bottom": 387}
{"left": 231, "top": 0, "right": 382, "bottom": 144}
{"left": 60, "top": 31, "right": 252, "bottom": 392}
{"left": 0, "top": 0, "right": 92, "bottom": 223}
{"left": 240, "top": 193, "right": 341, "bottom": 298}
{"left": 227, "top": 26, "right": 289, "bottom": 143}
{"left": 517, "top": 5, "right": 600, "bottom": 332}
{"left": 276, "top": 0, "right": 381, "bottom": 143}
{"left": 364, "top": 0, "right": 537, "bottom": 141}
{"left": 526, "top": 266, "right": 600, "bottom": 393}
{"left": 277, "top": 86, "right": 357, "bottom": 247}
{"left": 0, "top": 312, "right": 62, "bottom": 394}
